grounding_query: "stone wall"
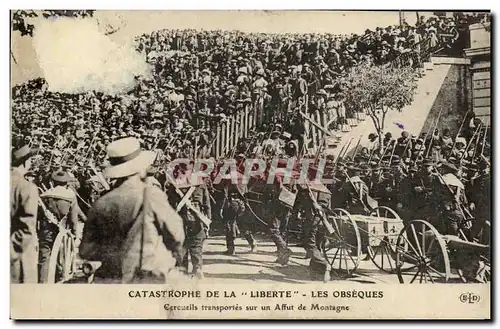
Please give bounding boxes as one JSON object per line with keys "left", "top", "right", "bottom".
{"left": 420, "top": 64, "right": 472, "bottom": 137}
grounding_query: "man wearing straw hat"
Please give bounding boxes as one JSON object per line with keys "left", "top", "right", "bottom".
{"left": 79, "top": 137, "right": 185, "bottom": 283}
{"left": 11, "top": 144, "right": 39, "bottom": 283}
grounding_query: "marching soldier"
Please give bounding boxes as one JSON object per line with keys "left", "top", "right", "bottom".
{"left": 166, "top": 166, "right": 211, "bottom": 279}
{"left": 11, "top": 145, "right": 39, "bottom": 283}
{"left": 295, "top": 182, "right": 332, "bottom": 282}
{"left": 38, "top": 170, "right": 82, "bottom": 283}
{"left": 221, "top": 174, "right": 257, "bottom": 255}
{"left": 80, "top": 138, "right": 185, "bottom": 283}
{"left": 266, "top": 175, "right": 293, "bottom": 265}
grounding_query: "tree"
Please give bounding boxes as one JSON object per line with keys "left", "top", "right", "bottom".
{"left": 340, "top": 62, "right": 419, "bottom": 149}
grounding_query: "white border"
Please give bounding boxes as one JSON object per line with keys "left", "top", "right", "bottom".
{"left": 2, "top": 1, "right": 497, "bottom": 327}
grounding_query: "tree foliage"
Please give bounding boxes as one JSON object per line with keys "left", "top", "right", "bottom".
{"left": 340, "top": 62, "right": 419, "bottom": 143}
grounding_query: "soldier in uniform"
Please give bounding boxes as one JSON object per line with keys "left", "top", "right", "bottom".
{"left": 395, "top": 131, "right": 412, "bottom": 159}
{"left": 264, "top": 176, "right": 293, "bottom": 265}
{"left": 337, "top": 166, "right": 373, "bottom": 214}
{"left": 413, "top": 158, "right": 440, "bottom": 224}
{"left": 469, "top": 157, "right": 490, "bottom": 242}
{"left": 295, "top": 182, "right": 331, "bottom": 282}
{"left": 38, "top": 170, "right": 82, "bottom": 283}
{"left": 221, "top": 174, "right": 257, "bottom": 255}
{"left": 11, "top": 145, "right": 39, "bottom": 283}
{"left": 166, "top": 166, "right": 211, "bottom": 279}
{"left": 80, "top": 138, "right": 185, "bottom": 283}
{"left": 436, "top": 161, "right": 468, "bottom": 236}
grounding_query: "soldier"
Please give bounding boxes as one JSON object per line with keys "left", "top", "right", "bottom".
{"left": 265, "top": 176, "right": 293, "bottom": 265}
{"left": 295, "top": 182, "right": 331, "bottom": 282}
{"left": 368, "top": 164, "right": 384, "bottom": 202}
{"left": 398, "top": 164, "right": 419, "bottom": 222}
{"left": 452, "top": 137, "right": 467, "bottom": 159}
{"left": 221, "top": 174, "right": 257, "bottom": 255}
{"left": 413, "top": 158, "right": 440, "bottom": 224}
{"left": 80, "top": 138, "right": 185, "bottom": 283}
{"left": 395, "top": 131, "right": 412, "bottom": 159}
{"left": 382, "top": 132, "right": 393, "bottom": 152}
{"left": 359, "top": 163, "right": 372, "bottom": 185}
{"left": 338, "top": 166, "right": 373, "bottom": 214}
{"left": 11, "top": 145, "right": 39, "bottom": 283}
{"left": 436, "top": 161, "right": 469, "bottom": 236}
{"left": 411, "top": 137, "right": 426, "bottom": 160}
{"left": 38, "top": 170, "right": 82, "bottom": 283}
{"left": 469, "top": 157, "right": 490, "bottom": 243}
{"left": 166, "top": 166, "right": 211, "bottom": 279}
{"left": 365, "top": 133, "right": 379, "bottom": 153}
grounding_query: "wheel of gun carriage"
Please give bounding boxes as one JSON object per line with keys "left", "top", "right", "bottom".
{"left": 366, "top": 206, "right": 407, "bottom": 273}
{"left": 321, "top": 208, "right": 362, "bottom": 278}
{"left": 395, "top": 220, "right": 450, "bottom": 284}
{"left": 47, "top": 224, "right": 78, "bottom": 284}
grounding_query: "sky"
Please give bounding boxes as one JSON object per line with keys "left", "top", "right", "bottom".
{"left": 100, "top": 11, "right": 433, "bottom": 39}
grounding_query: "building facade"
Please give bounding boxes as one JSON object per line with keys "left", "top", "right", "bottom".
{"left": 465, "top": 22, "right": 491, "bottom": 125}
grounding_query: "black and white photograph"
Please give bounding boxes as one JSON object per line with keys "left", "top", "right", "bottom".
{"left": 9, "top": 9, "right": 492, "bottom": 319}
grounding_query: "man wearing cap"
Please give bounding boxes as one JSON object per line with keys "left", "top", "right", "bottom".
{"left": 11, "top": 145, "right": 39, "bottom": 283}
{"left": 80, "top": 138, "right": 185, "bottom": 283}
{"left": 38, "top": 170, "right": 82, "bottom": 283}
{"left": 452, "top": 137, "right": 467, "bottom": 159}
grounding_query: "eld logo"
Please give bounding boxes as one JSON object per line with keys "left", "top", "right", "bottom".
{"left": 459, "top": 293, "right": 481, "bottom": 304}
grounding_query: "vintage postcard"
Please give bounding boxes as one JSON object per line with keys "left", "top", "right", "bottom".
{"left": 10, "top": 10, "right": 491, "bottom": 319}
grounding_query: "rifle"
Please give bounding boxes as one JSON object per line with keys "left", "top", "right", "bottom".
{"left": 334, "top": 143, "right": 347, "bottom": 166}
{"left": 342, "top": 170, "right": 378, "bottom": 212}
{"left": 351, "top": 135, "right": 364, "bottom": 160}
{"left": 460, "top": 125, "right": 481, "bottom": 162}
{"left": 432, "top": 169, "right": 473, "bottom": 240}
{"left": 165, "top": 173, "right": 212, "bottom": 228}
{"left": 451, "top": 111, "right": 469, "bottom": 151}
{"left": 388, "top": 138, "right": 398, "bottom": 164}
{"left": 339, "top": 137, "right": 354, "bottom": 161}
{"left": 480, "top": 119, "right": 489, "bottom": 157}
{"left": 88, "top": 163, "right": 110, "bottom": 191}
{"left": 425, "top": 107, "right": 443, "bottom": 158}
{"left": 472, "top": 123, "right": 483, "bottom": 160}
{"left": 303, "top": 179, "right": 334, "bottom": 235}
{"left": 38, "top": 198, "right": 60, "bottom": 226}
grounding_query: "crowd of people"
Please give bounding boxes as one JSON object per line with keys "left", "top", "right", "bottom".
{"left": 10, "top": 12, "right": 491, "bottom": 284}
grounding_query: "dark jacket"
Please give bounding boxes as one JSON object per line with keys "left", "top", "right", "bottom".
{"left": 11, "top": 167, "right": 39, "bottom": 283}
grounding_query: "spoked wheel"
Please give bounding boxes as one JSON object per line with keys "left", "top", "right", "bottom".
{"left": 366, "top": 206, "right": 403, "bottom": 273}
{"left": 322, "top": 208, "right": 362, "bottom": 278}
{"left": 395, "top": 220, "right": 450, "bottom": 284}
{"left": 47, "top": 230, "right": 77, "bottom": 284}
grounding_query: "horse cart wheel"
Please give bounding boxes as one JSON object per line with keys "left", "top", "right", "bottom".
{"left": 46, "top": 229, "right": 77, "bottom": 284}
{"left": 395, "top": 220, "right": 450, "bottom": 284}
{"left": 322, "top": 208, "right": 362, "bottom": 278}
{"left": 365, "top": 206, "right": 404, "bottom": 273}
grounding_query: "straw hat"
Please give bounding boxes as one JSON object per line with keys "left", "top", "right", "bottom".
{"left": 104, "top": 137, "right": 156, "bottom": 179}
{"left": 51, "top": 170, "right": 72, "bottom": 183}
